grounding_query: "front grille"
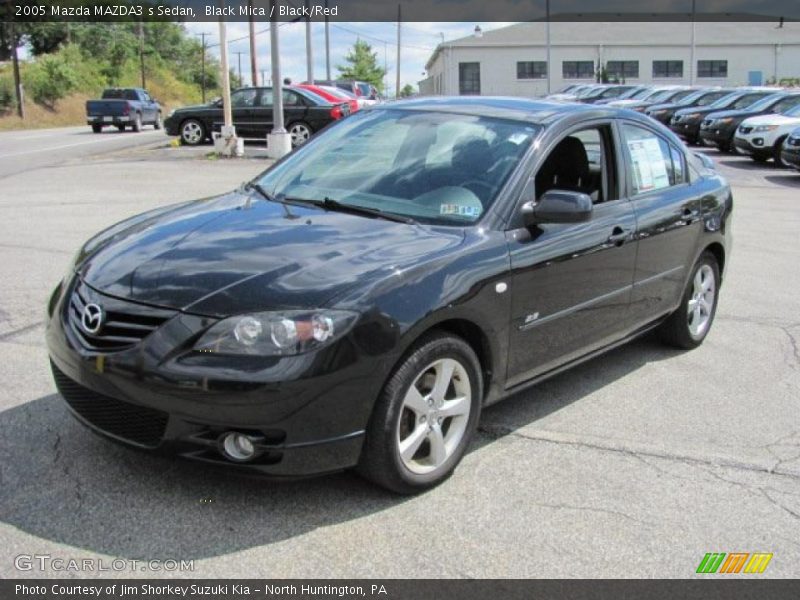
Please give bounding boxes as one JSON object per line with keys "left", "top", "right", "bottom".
{"left": 66, "top": 281, "right": 174, "bottom": 352}
{"left": 52, "top": 363, "right": 168, "bottom": 448}
{"left": 739, "top": 125, "right": 753, "bottom": 134}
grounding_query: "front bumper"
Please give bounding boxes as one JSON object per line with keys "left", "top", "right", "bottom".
{"left": 669, "top": 120, "right": 701, "bottom": 141}
{"left": 699, "top": 125, "right": 736, "bottom": 147}
{"left": 733, "top": 136, "right": 772, "bottom": 159}
{"left": 781, "top": 145, "right": 800, "bottom": 170}
{"left": 46, "top": 278, "right": 392, "bottom": 477}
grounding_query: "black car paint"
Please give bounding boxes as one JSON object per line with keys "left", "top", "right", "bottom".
{"left": 782, "top": 129, "right": 800, "bottom": 171}
{"left": 47, "top": 98, "right": 732, "bottom": 477}
{"left": 163, "top": 87, "right": 341, "bottom": 141}
{"left": 669, "top": 91, "right": 774, "bottom": 144}
{"left": 645, "top": 90, "right": 731, "bottom": 126}
{"left": 700, "top": 94, "right": 800, "bottom": 149}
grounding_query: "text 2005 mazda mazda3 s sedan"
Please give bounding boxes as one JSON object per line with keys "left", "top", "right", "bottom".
{"left": 47, "top": 98, "right": 732, "bottom": 493}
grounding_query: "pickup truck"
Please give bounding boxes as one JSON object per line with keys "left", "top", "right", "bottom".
{"left": 86, "top": 88, "right": 162, "bottom": 133}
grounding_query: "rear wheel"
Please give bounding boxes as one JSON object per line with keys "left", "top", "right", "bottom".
{"left": 288, "top": 121, "right": 312, "bottom": 147}
{"left": 180, "top": 119, "right": 205, "bottom": 145}
{"left": 116, "top": 124, "right": 126, "bottom": 132}
{"left": 358, "top": 333, "right": 482, "bottom": 494}
{"left": 657, "top": 252, "right": 720, "bottom": 349}
{"left": 91, "top": 124, "right": 102, "bottom": 133}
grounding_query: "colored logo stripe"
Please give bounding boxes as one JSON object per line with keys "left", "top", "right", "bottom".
{"left": 696, "top": 552, "right": 773, "bottom": 574}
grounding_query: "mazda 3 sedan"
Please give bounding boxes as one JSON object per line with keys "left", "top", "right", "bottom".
{"left": 47, "top": 98, "right": 732, "bottom": 494}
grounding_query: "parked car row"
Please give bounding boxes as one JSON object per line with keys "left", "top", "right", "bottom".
{"left": 547, "top": 83, "right": 800, "bottom": 170}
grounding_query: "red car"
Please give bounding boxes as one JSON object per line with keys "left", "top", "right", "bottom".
{"left": 295, "top": 84, "right": 359, "bottom": 114}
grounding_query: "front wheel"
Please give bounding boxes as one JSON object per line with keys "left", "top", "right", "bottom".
{"left": 773, "top": 140, "right": 788, "bottom": 168}
{"left": 91, "top": 124, "right": 102, "bottom": 133}
{"left": 132, "top": 113, "right": 142, "bottom": 132}
{"left": 153, "top": 112, "right": 163, "bottom": 130}
{"left": 657, "top": 252, "right": 720, "bottom": 349}
{"left": 180, "top": 119, "right": 205, "bottom": 145}
{"left": 358, "top": 333, "right": 482, "bottom": 494}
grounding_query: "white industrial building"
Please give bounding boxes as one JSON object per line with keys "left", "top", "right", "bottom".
{"left": 419, "top": 21, "right": 800, "bottom": 97}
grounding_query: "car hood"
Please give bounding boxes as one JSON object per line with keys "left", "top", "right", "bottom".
{"left": 76, "top": 190, "right": 465, "bottom": 317}
{"left": 740, "top": 114, "right": 800, "bottom": 127}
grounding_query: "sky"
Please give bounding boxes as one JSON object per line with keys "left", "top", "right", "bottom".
{"left": 184, "top": 21, "right": 515, "bottom": 96}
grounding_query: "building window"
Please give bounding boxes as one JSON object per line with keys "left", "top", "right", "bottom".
{"left": 697, "top": 60, "right": 728, "bottom": 78}
{"left": 606, "top": 60, "right": 639, "bottom": 80}
{"left": 458, "top": 62, "right": 481, "bottom": 95}
{"left": 517, "top": 61, "right": 547, "bottom": 79}
{"left": 653, "top": 60, "right": 684, "bottom": 78}
{"left": 562, "top": 61, "right": 594, "bottom": 79}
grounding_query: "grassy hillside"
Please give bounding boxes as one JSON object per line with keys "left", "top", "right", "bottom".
{"left": 1, "top": 23, "right": 227, "bottom": 131}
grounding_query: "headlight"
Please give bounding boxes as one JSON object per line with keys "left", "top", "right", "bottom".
{"left": 167, "top": 109, "right": 176, "bottom": 118}
{"left": 650, "top": 109, "right": 666, "bottom": 115}
{"left": 717, "top": 117, "right": 734, "bottom": 124}
{"left": 754, "top": 124, "right": 778, "bottom": 132}
{"left": 194, "top": 310, "right": 358, "bottom": 356}
{"left": 685, "top": 113, "right": 702, "bottom": 120}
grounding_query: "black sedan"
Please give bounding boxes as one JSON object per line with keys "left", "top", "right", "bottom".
{"left": 669, "top": 89, "right": 775, "bottom": 145}
{"left": 645, "top": 88, "right": 731, "bottom": 127}
{"left": 781, "top": 127, "right": 800, "bottom": 171}
{"left": 164, "top": 86, "right": 348, "bottom": 147}
{"left": 700, "top": 92, "right": 800, "bottom": 152}
{"left": 47, "top": 98, "right": 732, "bottom": 493}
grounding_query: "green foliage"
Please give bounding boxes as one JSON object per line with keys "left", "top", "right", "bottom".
{"left": 400, "top": 84, "right": 415, "bottom": 98}
{"left": 0, "top": 77, "right": 14, "bottom": 111}
{"left": 337, "top": 40, "right": 386, "bottom": 92}
{"left": 24, "top": 49, "right": 79, "bottom": 105}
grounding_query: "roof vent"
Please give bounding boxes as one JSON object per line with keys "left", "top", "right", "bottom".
{"left": 473, "top": 25, "right": 483, "bottom": 38}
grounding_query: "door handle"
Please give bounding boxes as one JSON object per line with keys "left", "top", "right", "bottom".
{"left": 607, "top": 226, "right": 630, "bottom": 246}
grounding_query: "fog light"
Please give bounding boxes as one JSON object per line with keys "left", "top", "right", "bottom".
{"left": 753, "top": 138, "right": 764, "bottom": 146}
{"left": 220, "top": 432, "right": 256, "bottom": 461}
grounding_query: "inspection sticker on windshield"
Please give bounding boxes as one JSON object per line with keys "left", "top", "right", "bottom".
{"left": 440, "top": 204, "right": 482, "bottom": 218}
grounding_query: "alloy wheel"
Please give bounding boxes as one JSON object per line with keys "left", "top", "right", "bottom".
{"left": 396, "top": 358, "right": 471, "bottom": 475}
{"left": 182, "top": 121, "right": 203, "bottom": 145}
{"left": 289, "top": 123, "right": 311, "bottom": 146}
{"left": 687, "top": 264, "right": 715, "bottom": 337}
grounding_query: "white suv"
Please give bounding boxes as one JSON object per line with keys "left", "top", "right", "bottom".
{"left": 734, "top": 103, "right": 800, "bottom": 166}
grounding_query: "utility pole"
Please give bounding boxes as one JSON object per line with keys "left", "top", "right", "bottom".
{"left": 235, "top": 51, "right": 244, "bottom": 86}
{"left": 267, "top": 0, "right": 291, "bottom": 158}
{"left": 216, "top": 1, "right": 241, "bottom": 156}
{"left": 137, "top": 21, "right": 146, "bottom": 88}
{"left": 383, "top": 42, "right": 388, "bottom": 97}
{"left": 248, "top": 0, "right": 258, "bottom": 87}
{"left": 9, "top": 22, "right": 24, "bottom": 119}
{"left": 324, "top": 0, "right": 331, "bottom": 80}
{"left": 395, "top": 4, "right": 401, "bottom": 99}
{"left": 546, "top": 0, "right": 551, "bottom": 94}
{"left": 197, "top": 32, "right": 211, "bottom": 102}
{"left": 261, "top": 69, "right": 266, "bottom": 85}
{"left": 689, "top": 0, "right": 696, "bottom": 85}
{"left": 305, "top": 0, "right": 314, "bottom": 84}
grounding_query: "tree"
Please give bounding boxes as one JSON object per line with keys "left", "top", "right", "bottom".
{"left": 399, "top": 83, "right": 415, "bottom": 97}
{"left": 337, "top": 40, "right": 385, "bottom": 92}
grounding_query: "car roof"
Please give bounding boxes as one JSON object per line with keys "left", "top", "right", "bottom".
{"left": 380, "top": 95, "right": 648, "bottom": 126}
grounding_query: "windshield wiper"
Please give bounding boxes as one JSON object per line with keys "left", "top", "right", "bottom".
{"left": 280, "top": 195, "right": 416, "bottom": 224}
{"left": 244, "top": 181, "right": 277, "bottom": 203}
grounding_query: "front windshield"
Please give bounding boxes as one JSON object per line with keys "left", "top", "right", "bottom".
{"left": 622, "top": 88, "right": 648, "bottom": 99}
{"left": 747, "top": 93, "right": 785, "bottom": 112}
{"left": 676, "top": 90, "right": 708, "bottom": 106}
{"left": 255, "top": 108, "right": 539, "bottom": 225}
{"left": 784, "top": 104, "right": 800, "bottom": 118}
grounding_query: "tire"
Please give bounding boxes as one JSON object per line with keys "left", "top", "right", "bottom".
{"left": 752, "top": 155, "right": 768, "bottom": 163}
{"left": 773, "top": 138, "right": 788, "bottom": 168}
{"left": 358, "top": 332, "right": 483, "bottom": 494}
{"left": 180, "top": 119, "right": 206, "bottom": 146}
{"left": 657, "top": 251, "right": 720, "bottom": 349}
{"left": 132, "top": 113, "right": 142, "bottom": 133}
{"left": 288, "top": 121, "right": 312, "bottom": 147}
{"left": 91, "top": 124, "right": 102, "bottom": 133}
{"left": 154, "top": 112, "right": 163, "bottom": 130}
{"left": 116, "top": 124, "right": 126, "bottom": 132}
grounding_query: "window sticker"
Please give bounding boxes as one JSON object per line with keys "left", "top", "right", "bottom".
{"left": 440, "top": 203, "right": 482, "bottom": 218}
{"left": 627, "top": 137, "right": 670, "bottom": 193}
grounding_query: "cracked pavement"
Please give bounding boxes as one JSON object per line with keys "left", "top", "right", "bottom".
{"left": 0, "top": 131, "right": 798, "bottom": 578}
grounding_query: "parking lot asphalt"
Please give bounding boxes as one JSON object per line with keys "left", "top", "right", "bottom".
{"left": 0, "top": 132, "right": 798, "bottom": 578}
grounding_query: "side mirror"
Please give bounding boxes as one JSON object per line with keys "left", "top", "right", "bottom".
{"left": 522, "top": 190, "right": 593, "bottom": 225}
{"left": 694, "top": 152, "right": 715, "bottom": 170}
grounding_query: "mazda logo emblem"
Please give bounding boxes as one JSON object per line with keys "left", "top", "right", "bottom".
{"left": 81, "top": 303, "right": 104, "bottom": 335}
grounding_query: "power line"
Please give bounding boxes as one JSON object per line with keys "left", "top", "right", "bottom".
{"left": 331, "top": 23, "right": 435, "bottom": 52}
